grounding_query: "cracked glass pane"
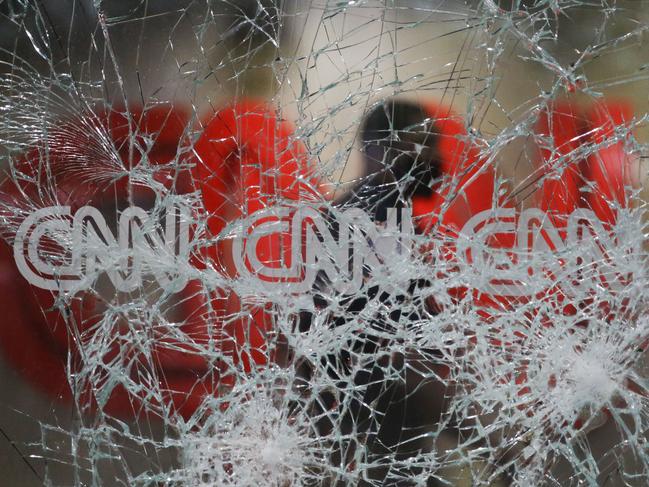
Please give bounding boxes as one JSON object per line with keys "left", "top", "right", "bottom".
{"left": 0, "top": 1, "right": 648, "bottom": 485}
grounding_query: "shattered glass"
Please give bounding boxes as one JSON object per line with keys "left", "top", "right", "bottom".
{"left": 0, "top": 0, "right": 648, "bottom": 485}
